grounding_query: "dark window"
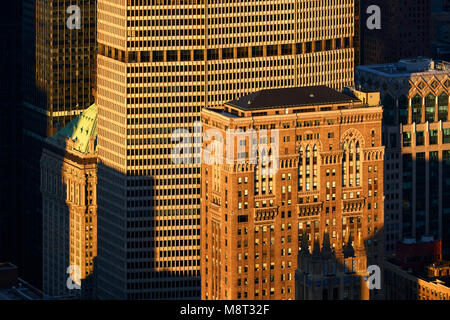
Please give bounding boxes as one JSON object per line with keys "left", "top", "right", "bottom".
{"left": 237, "top": 215, "right": 248, "bottom": 223}
{"left": 399, "top": 96, "right": 409, "bottom": 124}
{"left": 412, "top": 95, "right": 422, "bottom": 123}
{"left": 416, "top": 131, "right": 424, "bottom": 146}
{"left": 252, "top": 46, "right": 264, "bottom": 57}
{"left": 403, "top": 132, "right": 411, "bottom": 147}
{"left": 443, "top": 128, "right": 450, "bottom": 144}
{"left": 382, "top": 95, "right": 396, "bottom": 125}
{"left": 430, "top": 130, "right": 438, "bottom": 145}
{"left": 425, "top": 94, "right": 435, "bottom": 122}
{"left": 439, "top": 93, "right": 449, "bottom": 121}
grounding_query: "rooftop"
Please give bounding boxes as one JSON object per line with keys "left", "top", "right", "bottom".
{"left": 0, "top": 280, "right": 45, "bottom": 300}
{"left": 0, "top": 262, "right": 16, "bottom": 271}
{"left": 0, "top": 262, "right": 45, "bottom": 300}
{"left": 387, "top": 257, "right": 450, "bottom": 288}
{"left": 226, "top": 86, "right": 358, "bottom": 111}
{"left": 357, "top": 57, "right": 450, "bottom": 77}
{"left": 50, "top": 103, "right": 98, "bottom": 154}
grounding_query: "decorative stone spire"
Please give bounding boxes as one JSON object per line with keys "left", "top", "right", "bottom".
{"left": 335, "top": 232, "right": 345, "bottom": 267}
{"left": 344, "top": 231, "right": 355, "bottom": 258}
{"left": 312, "top": 234, "right": 321, "bottom": 258}
{"left": 344, "top": 226, "right": 350, "bottom": 244}
{"left": 300, "top": 232, "right": 310, "bottom": 256}
{"left": 355, "top": 231, "right": 365, "bottom": 255}
{"left": 321, "top": 230, "right": 332, "bottom": 259}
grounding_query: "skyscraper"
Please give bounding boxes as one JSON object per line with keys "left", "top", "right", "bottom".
{"left": 384, "top": 238, "right": 450, "bottom": 300}
{"left": 200, "top": 86, "right": 384, "bottom": 300}
{"left": 96, "top": 0, "right": 359, "bottom": 299}
{"left": 0, "top": 0, "right": 22, "bottom": 266}
{"left": 41, "top": 103, "right": 98, "bottom": 298}
{"left": 362, "top": 0, "right": 432, "bottom": 65}
{"left": 356, "top": 58, "right": 450, "bottom": 258}
{"left": 21, "top": 0, "right": 97, "bottom": 288}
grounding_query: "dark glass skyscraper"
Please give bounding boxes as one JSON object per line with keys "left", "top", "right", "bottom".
{"left": 21, "top": 0, "right": 97, "bottom": 288}
{"left": 0, "top": 0, "right": 22, "bottom": 266}
{"left": 362, "top": 0, "right": 432, "bottom": 65}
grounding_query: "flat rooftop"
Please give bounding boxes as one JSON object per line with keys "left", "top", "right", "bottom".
{"left": 226, "top": 85, "right": 358, "bottom": 111}
{"left": 387, "top": 258, "right": 450, "bottom": 288}
{"left": 0, "top": 262, "right": 16, "bottom": 271}
{"left": 357, "top": 57, "right": 450, "bottom": 77}
{"left": 0, "top": 279, "right": 44, "bottom": 300}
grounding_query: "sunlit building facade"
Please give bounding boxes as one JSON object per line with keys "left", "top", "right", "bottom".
{"left": 22, "top": 0, "right": 97, "bottom": 288}
{"left": 201, "top": 86, "right": 384, "bottom": 300}
{"left": 96, "top": 0, "right": 359, "bottom": 299}
{"left": 41, "top": 104, "right": 98, "bottom": 298}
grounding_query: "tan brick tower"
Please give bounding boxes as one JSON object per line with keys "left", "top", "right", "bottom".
{"left": 201, "top": 86, "right": 384, "bottom": 300}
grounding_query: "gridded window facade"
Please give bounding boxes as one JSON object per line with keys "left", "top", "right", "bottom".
{"left": 201, "top": 88, "right": 384, "bottom": 300}
{"left": 97, "top": 0, "right": 359, "bottom": 299}
{"left": 356, "top": 61, "right": 450, "bottom": 257}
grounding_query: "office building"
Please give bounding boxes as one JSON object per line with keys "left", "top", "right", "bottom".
{"left": 431, "top": 2, "right": 450, "bottom": 60}
{"left": 41, "top": 103, "right": 98, "bottom": 298}
{"left": 384, "top": 237, "right": 450, "bottom": 300}
{"left": 0, "top": 263, "right": 45, "bottom": 300}
{"left": 96, "top": 0, "right": 360, "bottom": 299}
{"left": 356, "top": 58, "right": 450, "bottom": 257}
{"left": 362, "top": 0, "right": 432, "bottom": 65}
{"left": 0, "top": 0, "right": 22, "bottom": 266}
{"left": 201, "top": 86, "right": 384, "bottom": 300}
{"left": 21, "top": 0, "right": 97, "bottom": 288}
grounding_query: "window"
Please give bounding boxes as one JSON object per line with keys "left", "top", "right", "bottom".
{"left": 412, "top": 95, "right": 422, "bottom": 123}
{"left": 430, "top": 130, "right": 438, "bottom": 145}
{"left": 342, "top": 139, "right": 361, "bottom": 187}
{"left": 238, "top": 215, "right": 248, "bottom": 223}
{"left": 403, "top": 132, "right": 412, "bottom": 147}
{"left": 425, "top": 94, "right": 435, "bottom": 123}
{"left": 444, "top": 129, "right": 450, "bottom": 144}
{"left": 383, "top": 95, "right": 396, "bottom": 125}
{"left": 439, "top": 93, "right": 448, "bottom": 121}
{"left": 399, "top": 96, "right": 409, "bottom": 124}
{"left": 416, "top": 131, "right": 424, "bottom": 146}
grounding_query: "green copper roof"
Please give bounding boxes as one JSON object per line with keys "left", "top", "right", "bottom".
{"left": 51, "top": 103, "right": 98, "bottom": 154}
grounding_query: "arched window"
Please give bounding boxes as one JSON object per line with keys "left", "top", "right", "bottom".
{"left": 305, "top": 146, "right": 311, "bottom": 191}
{"left": 355, "top": 142, "right": 361, "bottom": 186}
{"left": 298, "top": 147, "right": 303, "bottom": 191}
{"left": 298, "top": 145, "right": 318, "bottom": 192}
{"left": 342, "top": 139, "right": 361, "bottom": 187}
{"left": 313, "top": 145, "right": 318, "bottom": 190}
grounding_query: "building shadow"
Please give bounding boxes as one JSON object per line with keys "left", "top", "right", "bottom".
{"left": 95, "top": 162, "right": 201, "bottom": 300}
{"left": 0, "top": 0, "right": 22, "bottom": 272}
{"left": 40, "top": 106, "right": 98, "bottom": 299}
{"left": 295, "top": 224, "right": 385, "bottom": 300}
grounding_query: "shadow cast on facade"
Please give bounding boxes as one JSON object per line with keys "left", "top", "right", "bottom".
{"left": 96, "top": 162, "right": 200, "bottom": 300}
{"left": 0, "top": 1, "right": 22, "bottom": 268}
